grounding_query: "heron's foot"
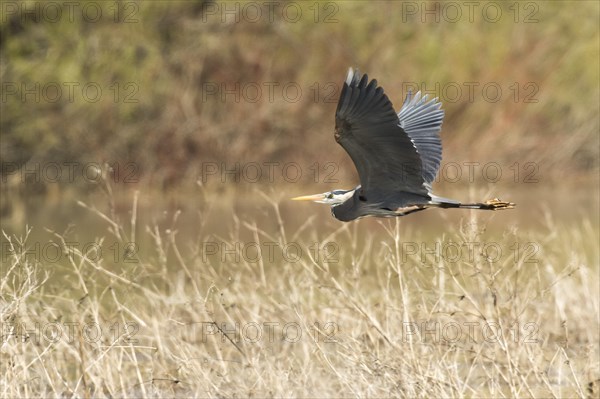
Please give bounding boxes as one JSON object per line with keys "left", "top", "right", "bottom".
{"left": 485, "top": 198, "right": 516, "bottom": 210}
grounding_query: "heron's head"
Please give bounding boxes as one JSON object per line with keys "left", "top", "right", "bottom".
{"left": 291, "top": 189, "right": 354, "bottom": 206}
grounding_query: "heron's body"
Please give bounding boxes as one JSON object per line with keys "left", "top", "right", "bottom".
{"left": 293, "top": 68, "right": 514, "bottom": 221}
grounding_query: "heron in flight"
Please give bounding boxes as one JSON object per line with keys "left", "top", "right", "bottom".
{"left": 292, "top": 68, "right": 515, "bottom": 222}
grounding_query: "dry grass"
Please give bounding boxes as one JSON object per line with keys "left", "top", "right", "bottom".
{"left": 1, "top": 182, "right": 598, "bottom": 398}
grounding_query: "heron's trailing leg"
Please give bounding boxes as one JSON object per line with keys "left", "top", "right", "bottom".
{"left": 482, "top": 198, "right": 516, "bottom": 210}
{"left": 434, "top": 198, "right": 516, "bottom": 211}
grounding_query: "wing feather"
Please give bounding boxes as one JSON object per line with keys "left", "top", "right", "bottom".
{"left": 335, "top": 68, "right": 429, "bottom": 204}
{"left": 397, "top": 91, "right": 445, "bottom": 183}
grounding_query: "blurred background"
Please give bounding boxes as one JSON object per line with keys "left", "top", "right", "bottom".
{"left": 1, "top": 0, "right": 599, "bottom": 233}
{"left": 1, "top": 3, "right": 599, "bottom": 396}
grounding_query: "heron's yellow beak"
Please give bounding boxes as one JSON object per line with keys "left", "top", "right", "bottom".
{"left": 291, "top": 193, "right": 327, "bottom": 201}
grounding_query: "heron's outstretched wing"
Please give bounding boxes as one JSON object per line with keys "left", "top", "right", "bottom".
{"left": 398, "top": 91, "right": 444, "bottom": 184}
{"left": 335, "top": 68, "right": 428, "bottom": 203}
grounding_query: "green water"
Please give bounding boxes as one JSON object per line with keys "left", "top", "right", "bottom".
{"left": 2, "top": 183, "right": 598, "bottom": 281}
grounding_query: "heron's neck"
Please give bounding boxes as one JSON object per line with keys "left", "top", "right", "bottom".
{"left": 335, "top": 187, "right": 357, "bottom": 205}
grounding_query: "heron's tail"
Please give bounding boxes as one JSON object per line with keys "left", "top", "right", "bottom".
{"left": 431, "top": 197, "right": 516, "bottom": 211}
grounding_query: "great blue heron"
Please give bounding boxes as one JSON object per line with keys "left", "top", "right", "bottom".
{"left": 292, "top": 68, "right": 515, "bottom": 222}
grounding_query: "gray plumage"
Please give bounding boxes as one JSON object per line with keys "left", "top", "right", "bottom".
{"left": 293, "top": 68, "right": 515, "bottom": 221}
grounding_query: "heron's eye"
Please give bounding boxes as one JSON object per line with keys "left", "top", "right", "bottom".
{"left": 327, "top": 193, "right": 334, "bottom": 199}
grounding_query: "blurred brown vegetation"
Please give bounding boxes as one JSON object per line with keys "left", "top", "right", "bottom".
{"left": 1, "top": 0, "right": 599, "bottom": 193}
